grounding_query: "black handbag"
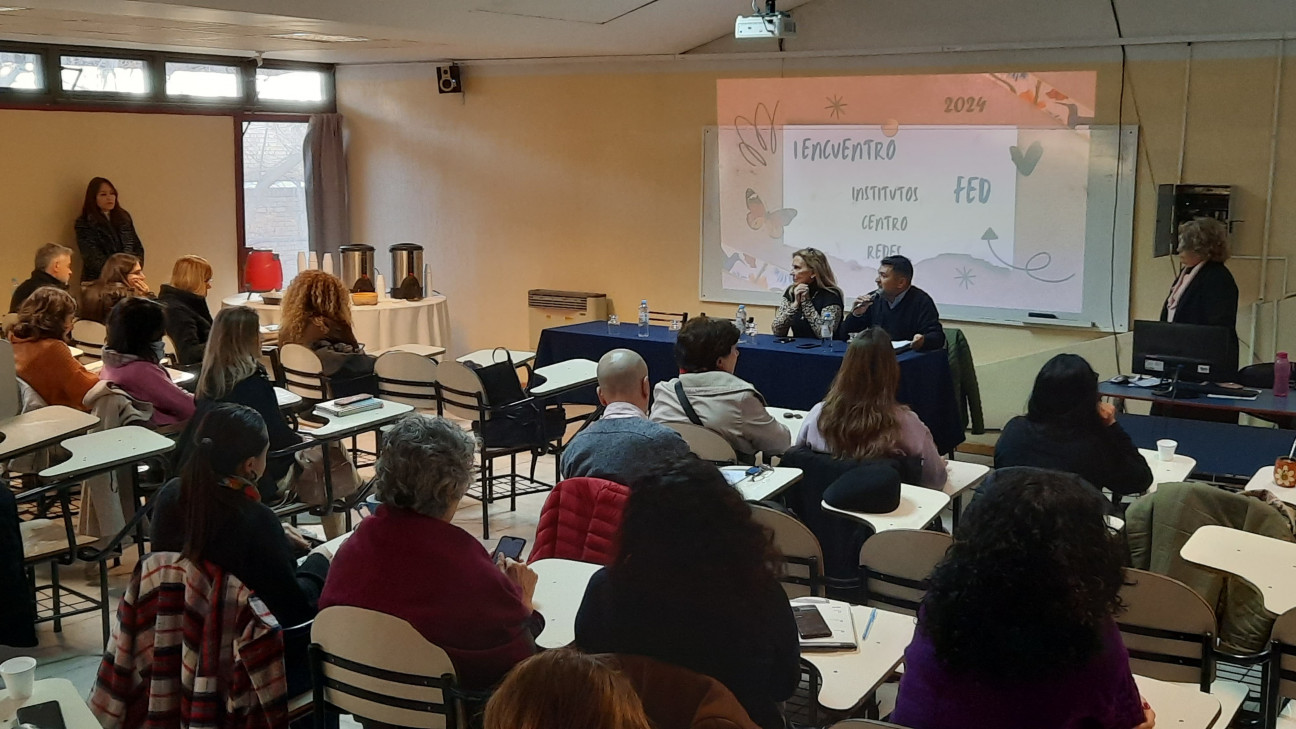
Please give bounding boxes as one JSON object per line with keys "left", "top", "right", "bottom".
{"left": 467, "top": 349, "right": 561, "bottom": 449}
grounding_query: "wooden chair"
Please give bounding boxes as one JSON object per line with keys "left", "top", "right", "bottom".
{"left": 279, "top": 344, "right": 332, "bottom": 404}
{"left": 375, "top": 351, "right": 440, "bottom": 411}
{"left": 1267, "top": 608, "right": 1296, "bottom": 727}
{"left": 750, "top": 504, "right": 823, "bottom": 597}
{"left": 648, "top": 310, "right": 688, "bottom": 325}
{"left": 1117, "top": 568, "right": 1248, "bottom": 727}
{"left": 310, "top": 606, "right": 471, "bottom": 729}
{"left": 70, "top": 319, "right": 106, "bottom": 363}
{"left": 663, "top": 422, "right": 737, "bottom": 464}
{"left": 857, "top": 529, "right": 951, "bottom": 616}
{"left": 437, "top": 360, "right": 559, "bottom": 539}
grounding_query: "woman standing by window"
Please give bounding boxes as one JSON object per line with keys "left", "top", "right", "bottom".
{"left": 75, "top": 177, "right": 144, "bottom": 283}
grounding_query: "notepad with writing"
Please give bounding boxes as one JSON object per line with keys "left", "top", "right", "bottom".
{"left": 791, "top": 598, "right": 857, "bottom": 651}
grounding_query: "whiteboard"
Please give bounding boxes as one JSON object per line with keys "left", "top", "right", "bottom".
{"left": 700, "top": 124, "right": 1137, "bottom": 331}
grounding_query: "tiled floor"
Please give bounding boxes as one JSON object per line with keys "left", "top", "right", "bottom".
{"left": 3, "top": 419, "right": 982, "bottom": 726}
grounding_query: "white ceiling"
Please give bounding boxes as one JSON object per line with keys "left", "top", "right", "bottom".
{"left": 2, "top": 0, "right": 1296, "bottom": 65}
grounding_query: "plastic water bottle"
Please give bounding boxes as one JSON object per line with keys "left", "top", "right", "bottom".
{"left": 735, "top": 304, "right": 748, "bottom": 341}
{"left": 638, "top": 300, "right": 650, "bottom": 338}
{"left": 819, "top": 309, "right": 835, "bottom": 348}
{"left": 1276, "top": 352, "right": 1291, "bottom": 397}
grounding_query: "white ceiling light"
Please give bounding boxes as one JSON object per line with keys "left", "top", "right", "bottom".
{"left": 0, "top": 7, "right": 31, "bottom": 11}
{"left": 268, "top": 31, "right": 370, "bottom": 43}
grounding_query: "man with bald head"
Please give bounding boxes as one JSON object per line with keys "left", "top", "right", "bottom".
{"left": 559, "top": 348, "right": 689, "bottom": 488}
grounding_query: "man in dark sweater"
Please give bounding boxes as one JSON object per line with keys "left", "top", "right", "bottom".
{"left": 9, "top": 243, "right": 72, "bottom": 313}
{"left": 838, "top": 254, "right": 946, "bottom": 351}
{"left": 560, "top": 349, "right": 689, "bottom": 488}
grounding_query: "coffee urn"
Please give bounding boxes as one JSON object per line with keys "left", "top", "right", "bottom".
{"left": 389, "top": 243, "right": 425, "bottom": 300}
{"left": 338, "top": 244, "right": 376, "bottom": 293}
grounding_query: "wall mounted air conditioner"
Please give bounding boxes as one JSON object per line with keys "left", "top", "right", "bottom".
{"left": 527, "top": 289, "right": 608, "bottom": 347}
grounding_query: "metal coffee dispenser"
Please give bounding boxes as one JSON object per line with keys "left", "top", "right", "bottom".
{"left": 339, "top": 244, "right": 376, "bottom": 293}
{"left": 389, "top": 243, "right": 425, "bottom": 300}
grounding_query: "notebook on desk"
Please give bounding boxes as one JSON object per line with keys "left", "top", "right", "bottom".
{"left": 791, "top": 598, "right": 857, "bottom": 651}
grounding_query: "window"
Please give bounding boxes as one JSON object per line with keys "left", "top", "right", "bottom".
{"left": 256, "top": 68, "right": 325, "bottom": 103}
{"left": 0, "top": 52, "right": 42, "bottom": 90}
{"left": 60, "top": 55, "right": 148, "bottom": 94}
{"left": 166, "top": 62, "right": 240, "bottom": 98}
{"left": 242, "top": 120, "right": 310, "bottom": 283}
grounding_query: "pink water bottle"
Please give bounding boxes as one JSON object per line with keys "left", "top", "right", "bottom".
{"left": 1276, "top": 352, "right": 1291, "bottom": 397}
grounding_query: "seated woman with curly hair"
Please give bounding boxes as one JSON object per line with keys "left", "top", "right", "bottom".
{"left": 278, "top": 269, "right": 377, "bottom": 397}
{"left": 574, "top": 455, "right": 799, "bottom": 729}
{"left": 7, "top": 286, "right": 98, "bottom": 410}
{"left": 891, "top": 466, "right": 1154, "bottom": 729}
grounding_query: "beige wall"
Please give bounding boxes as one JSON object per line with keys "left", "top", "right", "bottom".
{"left": 338, "top": 44, "right": 1296, "bottom": 427}
{"left": 0, "top": 109, "right": 240, "bottom": 306}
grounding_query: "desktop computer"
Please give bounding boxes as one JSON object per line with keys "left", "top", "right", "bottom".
{"left": 1132, "top": 321, "right": 1241, "bottom": 398}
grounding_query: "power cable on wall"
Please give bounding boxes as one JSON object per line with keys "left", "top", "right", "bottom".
{"left": 1108, "top": 0, "right": 1127, "bottom": 374}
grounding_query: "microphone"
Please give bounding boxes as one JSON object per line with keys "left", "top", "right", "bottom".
{"left": 852, "top": 288, "right": 882, "bottom": 316}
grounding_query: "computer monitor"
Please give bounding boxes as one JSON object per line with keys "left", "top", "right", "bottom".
{"left": 1132, "top": 320, "right": 1235, "bottom": 383}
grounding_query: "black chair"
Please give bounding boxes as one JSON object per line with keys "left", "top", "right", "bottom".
{"left": 436, "top": 360, "right": 565, "bottom": 539}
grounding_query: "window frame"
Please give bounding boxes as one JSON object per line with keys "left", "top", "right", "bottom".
{"left": 0, "top": 40, "right": 335, "bottom": 114}
{"left": 235, "top": 112, "right": 314, "bottom": 291}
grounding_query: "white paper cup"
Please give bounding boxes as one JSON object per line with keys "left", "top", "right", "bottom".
{"left": 1, "top": 655, "right": 37, "bottom": 700}
{"left": 1156, "top": 439, "right": 1178, "bottom": 462}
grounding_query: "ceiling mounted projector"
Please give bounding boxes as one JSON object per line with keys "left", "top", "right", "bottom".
{"left": 735, "top": 0, "right": 796, "bottom": 39}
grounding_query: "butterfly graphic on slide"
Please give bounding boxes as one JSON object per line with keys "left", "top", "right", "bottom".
{"left": 745, "top": 189, "right": 797, "bottom": 238}
{"left": 734, "top": 101, "right": 779, "bottom": 167}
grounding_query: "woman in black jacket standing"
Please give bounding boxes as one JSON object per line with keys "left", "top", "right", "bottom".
{"left": 1161, "top": 217, "right": 1239, "bottom": 372}
{"left": 158, "top": 255, "right": 213, "bottom": 367}
{"left": 74, "top": 177, "right": 144, "bottom": 282}
{"left": 995, "top": 354, "right": 1152, "bottom": 502}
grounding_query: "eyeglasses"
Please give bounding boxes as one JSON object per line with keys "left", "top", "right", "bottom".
{"left": 745, "top": 464, "right": 774, "bottom": 481}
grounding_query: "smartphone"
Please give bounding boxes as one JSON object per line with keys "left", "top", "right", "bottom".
{"left": 17, "top": 702, "right": 67, "bottom": 729}
{"left": 492, "top": 535, "right": 527, "bottom": 562}
{"left": 792, "top": 604, "right": 833, "bottom": 639}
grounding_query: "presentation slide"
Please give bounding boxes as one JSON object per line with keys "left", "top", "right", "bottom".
{"left": 703, "top": 72, "right": 1134, "bottom": 328}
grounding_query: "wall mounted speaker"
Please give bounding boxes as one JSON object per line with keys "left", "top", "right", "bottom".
{"left": 437, "top": 64, "right": 462, "bottom": 94}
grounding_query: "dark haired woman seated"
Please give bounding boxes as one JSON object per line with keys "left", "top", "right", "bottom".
{"left": 891, "top": 467, "right": 1154, "bottom": 729}
{"left": 574, "top": 456, "right": 799, "bottom": 729}
{"left": 100, "top": 297, "right": 194, "bottom": 427}
{"left": 649, "top": 316, "right": 790, "bottom": 458}
{"left": 150, "top": 403, "right": 329, "bottom": 693}
{"left": 995, "top": 354, "right": 1151, "bottom": 499}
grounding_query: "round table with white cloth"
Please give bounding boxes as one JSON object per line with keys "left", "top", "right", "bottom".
{"left": 221, "top": 293, "right": 449, "bottom": 352}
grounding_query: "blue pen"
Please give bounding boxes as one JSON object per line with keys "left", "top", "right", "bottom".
{"left": 861, "top": 607, "right": 878, "bottom": 641}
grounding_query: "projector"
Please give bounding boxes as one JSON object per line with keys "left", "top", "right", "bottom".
{"left": 735, "top": 13, "right": 796, "bottom": 39}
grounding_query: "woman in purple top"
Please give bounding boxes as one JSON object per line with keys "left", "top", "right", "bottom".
{"left": 891, "top": 467, "right": 1155, "bottom": 729}
{"left": 99, "top": 297, "right": 195, "bottom": 427}
{"left": 794, "top": 327, "right": 946, "bottom": 487}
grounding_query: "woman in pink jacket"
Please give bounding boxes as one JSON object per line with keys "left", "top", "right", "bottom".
{"left": 99, "top": 297, "right": 194, "bottom": 427}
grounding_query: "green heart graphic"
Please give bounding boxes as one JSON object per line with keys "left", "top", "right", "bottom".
{"left": 1009, "top": 140, "right": 1044, "bottom": 176}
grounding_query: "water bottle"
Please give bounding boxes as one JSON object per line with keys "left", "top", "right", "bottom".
{"left": 819, "top": 309, "right": 835, "bottom": 348}
{"left": 735, "top": 304, "right": 748, "bottom": 342}
{"left": 1276, "top": 352, "right": 1291, "bottom": 397}
{"left": 638, "top": 300, "right": 650, "bottom": 338}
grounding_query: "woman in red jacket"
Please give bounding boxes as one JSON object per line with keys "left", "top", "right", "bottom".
{"left": 320, "top": 414, "right": 541, "bottom": 689}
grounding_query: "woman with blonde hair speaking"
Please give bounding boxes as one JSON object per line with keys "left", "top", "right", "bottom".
{"left": 158, "top": 255, "right": 214, "bottom": 367}
{"left": 279, "top": 270, "right": 377, "bottom": 397}
{"left": 771, "top": 247, "right": 844, "bottom": 339}
{"left": 795, "top": 327, "right": 946, "bottom": 487}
